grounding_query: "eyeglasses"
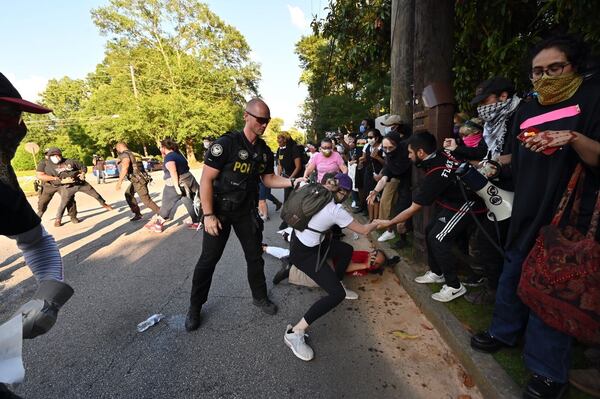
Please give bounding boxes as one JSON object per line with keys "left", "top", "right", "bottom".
{"left": 530, "top": 62, "right": 571, "bottom": 80}
{"left": 245, "top": 110, "right": 271, "bottom": 125}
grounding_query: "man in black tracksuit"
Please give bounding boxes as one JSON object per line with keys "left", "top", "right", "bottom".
{"left": 376, "top": 131, "right": 485, "bottom": 303}
{"left": 185, "top": 98, "right": 302, "bottom": 332}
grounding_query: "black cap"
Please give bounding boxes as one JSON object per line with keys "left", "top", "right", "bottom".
{"left": 0, "top": 73, "right": 52, "bottom": 114}
{"left": 470, "top": 77, "right": 514, "bottom": 105}
{"left": 46, "top": 147, "right": 62, "bottom": 156}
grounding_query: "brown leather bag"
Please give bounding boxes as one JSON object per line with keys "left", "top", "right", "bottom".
{"left": 518, "top": 164, "right": 600, "bottom": 345}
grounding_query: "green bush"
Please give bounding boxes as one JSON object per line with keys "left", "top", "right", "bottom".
{"left": 11, "top": 144, "right": 39, "bottom": 171}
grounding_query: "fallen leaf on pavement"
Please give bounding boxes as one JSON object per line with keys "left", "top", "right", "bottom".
{"left": 420, "top": 323, "right": 434, "bottom": 330}
{"left": 458, "top": 395, "right": 472, "bottom": 399}
{"left": 462, "top": 372, "right": 475, "bottom": 388}
{"left": 391, "top": 330, "right": 419, "bottom": 339}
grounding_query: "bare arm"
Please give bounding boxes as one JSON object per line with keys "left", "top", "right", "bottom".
{"left": 571, "top": 132, "right": 600, "bottom": 167}
{"left": 166, "top": 161, "right": 178, "bottom": 186}
{"left": 526, "top": 130, "right": 600, "bottom": 168}
{"left": 116, "top": 157, "right": 130, "bottom": 190}
{"left": 262, "top": 173, "right": 300, "bottom": 189}
{"left": 378, "top": 202, "right": 422, "bottom": 229}
{"left": 303, "top": 162, "right": 316, "bottom": 179}
{"left": 290, "top": 157, "right": 302, "bottom": 178}
{"left": 36, "top": 171, "right": 59, "bottom": 182}
{"left": 367, "top": 175, "right": 389, "bottom": 205}
{"left": 346, "top": 220, "right": 378, "bottom": 235}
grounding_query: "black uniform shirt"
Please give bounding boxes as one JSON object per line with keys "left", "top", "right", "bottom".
{"left": 205, "top": 131, "right": 274, "bottom": 212}
{"left": 40, "top": 158, "right": 86, "bottom": 179}
{"left": 412, "top": 151, "right": 481, "bottom": 209}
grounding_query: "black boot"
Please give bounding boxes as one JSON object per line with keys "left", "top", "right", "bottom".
{"left": 253, "top": 297, "right": 278, "bottom": 315}
{"left": 273, "top": 259, "right": 291, "bottom": 285}
{"left": 523, "top": 374, "right": 568, "bottom": 399}
{"left": 274, "top": 199, "right": 283, "bottom": 211}
{"left": 185, "top": 305, "right": 202, "bottom": 332}
{"left": 0, "top": 384, "right": 23, "bottom": 399}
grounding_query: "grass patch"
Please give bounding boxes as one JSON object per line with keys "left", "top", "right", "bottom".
{"left": 387, "top": 232, "right": 594, "bottom": 399}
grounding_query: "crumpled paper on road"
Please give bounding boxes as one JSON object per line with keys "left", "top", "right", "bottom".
{"left": 0, "top": 314, "right": 25, "bottom": 384}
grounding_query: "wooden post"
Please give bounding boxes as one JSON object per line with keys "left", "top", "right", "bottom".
{"left": 411, "top": 0, "right": 455, "bottom": 262}
{"left": 390, "top": 0, "right": 415, "bottom": 123}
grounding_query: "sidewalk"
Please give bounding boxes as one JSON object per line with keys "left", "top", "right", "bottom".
{"left": 362, "top": 226, "right": 522, "bottom": 399}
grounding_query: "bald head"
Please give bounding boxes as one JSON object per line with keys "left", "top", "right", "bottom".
{"left": 245, "top": 98, "right": 270, "bottom": 119}
{"left": 115, "top": 142, "right": 128, "bottom": 152}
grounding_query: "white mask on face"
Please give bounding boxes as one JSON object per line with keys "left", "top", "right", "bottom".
{"left": 367, "top": 138, "right": 375, "bottom": 146}
{"left": 50, "top": 156, "right": 61, "bottom": 164}
{"left": 203, "top": 141, "right": 210, "bottom": 149}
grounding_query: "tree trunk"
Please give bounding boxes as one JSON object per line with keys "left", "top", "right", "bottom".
{"left": 391, "top": 0, "right": 415, "bottom": 124}
{"left": 411, "top": 0, "right": 455, "bottom": 262}
{"left": 185, "top": 138, "right": 197, "bottom": 163}
{"left": 143, "top": 144, "right": 149, "bottom": 157}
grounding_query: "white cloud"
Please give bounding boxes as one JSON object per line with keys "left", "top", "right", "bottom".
{"left": 5, "top": 73, "right": 48, "bottom": 102}
{"left": 287, "top": 5, "right": 309, "bottom": 31}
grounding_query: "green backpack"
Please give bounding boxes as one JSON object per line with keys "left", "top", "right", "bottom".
{"left": 280, "top": 183, "right": 333, "bottom": 232}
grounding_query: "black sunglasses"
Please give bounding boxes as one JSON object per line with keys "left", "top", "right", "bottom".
{"left": 245, "top": 110, "right": 271, "bottom": 125}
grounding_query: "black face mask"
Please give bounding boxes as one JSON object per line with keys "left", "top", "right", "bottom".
{"left": 0, "top": 123, "right": 28, "bottom": 190}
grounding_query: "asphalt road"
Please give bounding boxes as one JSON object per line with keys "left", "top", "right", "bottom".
{"left": 0, "top": 170, "right": 481, "bottom": 399}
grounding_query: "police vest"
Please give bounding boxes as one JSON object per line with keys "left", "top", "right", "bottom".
{"left": 213, "top": 131, "right": 269, "bottom": 201}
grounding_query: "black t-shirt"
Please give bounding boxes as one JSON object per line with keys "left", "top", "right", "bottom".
{"left": 38, "top": 158, "right": 86, "bottom": 179}
{"left": 0, "top": 181, "right": 40, "bottom": 236}
{"left": 412, "top": 151, "right": 482, "bottom": 209}
{"left": 507, "top": 77, "right": 600, "bottom": 252}
{"left": 205, "top": 131, "right": 274, "bottom": 211}
{"left": 276, "top": 140, "right": 303, "bottom": 177}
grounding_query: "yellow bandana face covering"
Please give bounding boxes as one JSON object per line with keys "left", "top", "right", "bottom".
{"left": 533, "top": 73, "right": 583, "bottom": 105}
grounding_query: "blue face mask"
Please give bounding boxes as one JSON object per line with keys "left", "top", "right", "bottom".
{"left": 359, "top": 125, "right": 366, "bottom": 134}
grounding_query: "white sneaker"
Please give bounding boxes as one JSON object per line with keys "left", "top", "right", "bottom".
{"left": 341, "top": 282, "right": 359, "bottom": 300}
{"left": 431, "top": 284, "right": 467, "bottom": 302}
{"left": 351, "top": 200, "right": 357, "bottom": 208}
{"left": 377, "top": 230, "right": 396, "bottom": 242}
{"left": 284, "top": 325, "right": 314, "bottom": 361}
{"left": 414, "top": 271, "right": 445, "bottom": 284}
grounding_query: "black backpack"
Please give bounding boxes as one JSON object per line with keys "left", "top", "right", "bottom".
{"left": 280, "top": 183, "right": 333, "bottom": 232}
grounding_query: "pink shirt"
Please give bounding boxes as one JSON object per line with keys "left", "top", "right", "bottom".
{"left": 309, "top": 152, "right": 345, "bottom": 182}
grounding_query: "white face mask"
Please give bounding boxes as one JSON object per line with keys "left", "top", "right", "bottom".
{"left": 203, "top": 141, "right": 210, "bottom": 149}
{"left": 384, "top": 126, "right": 392, "bottom": 134}
{"left": 50, "top": 156, "right": 61, "bottom": 164}
{"left": 367, "top": 138, "right": 375, "bottom": 146}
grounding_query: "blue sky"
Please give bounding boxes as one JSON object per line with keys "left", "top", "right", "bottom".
{"left": 1, "top": 0, "right": 326, "bottom": 129}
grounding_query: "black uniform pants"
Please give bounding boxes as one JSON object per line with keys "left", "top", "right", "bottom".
{"left": 425, "top": 202, "right": 476, "bottom": 288}
{"left": 125, "top": 179, "right": 160, "bottom": 216}
{"left": 56, "top": 182, "right": 106, "bottom": 220}
{"left": 190, "top": 211, "right": 267, "bottom": 307}
{"left": 37, "top": 184, "right": 76, "bottom": 218}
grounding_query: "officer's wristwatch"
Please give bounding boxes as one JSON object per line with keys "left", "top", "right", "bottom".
{"left": 290, "top": 177, "right": 296, "bottom": 187}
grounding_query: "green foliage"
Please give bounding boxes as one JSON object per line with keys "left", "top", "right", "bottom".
{"left": 453, "top": 0, "right": 600, "bottom": 112}
{"left": 11, "top": 143, "right": 38, "bottom": 171}
{"left": 296, "top": 0, "right": 391, "bottom": 139}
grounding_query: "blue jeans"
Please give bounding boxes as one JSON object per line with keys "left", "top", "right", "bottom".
{"left": 489, "top": 249, "right": 572, "bottom": 383}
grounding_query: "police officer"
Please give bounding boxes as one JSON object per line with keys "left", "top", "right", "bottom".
{"left": 115, "top": 142, "right": 161, "bottom": 222}
{"left": 37, "top": 148, "right": 113, "bottom": 227}
{"left": 185, "top": 98, "right": 303, "bottom": 331}
{"left": 36, "top": 148, "right": 78, "bottom": 221}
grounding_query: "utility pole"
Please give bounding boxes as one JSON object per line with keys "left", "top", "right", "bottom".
{"left": 390, "top": 0, "right": 414, "bottom": 123}
{"left": 129, "top": 64, "right": 149, "bottom": 157}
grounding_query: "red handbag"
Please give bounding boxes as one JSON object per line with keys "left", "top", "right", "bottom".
{"left": 518, "top": 164, "right": 600, "bottom": 345}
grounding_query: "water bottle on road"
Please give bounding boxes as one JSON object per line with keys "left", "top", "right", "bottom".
{"left": 136, "top": 314, "right": 164, "bottom": 332}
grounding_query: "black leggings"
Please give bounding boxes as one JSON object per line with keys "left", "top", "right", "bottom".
{"left": 290, "top": 235, "right": 353, "bottom": 325}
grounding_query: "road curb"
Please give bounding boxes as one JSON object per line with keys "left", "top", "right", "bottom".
{"left": 357, "top": 215, "right": 520, "bottom": 398}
